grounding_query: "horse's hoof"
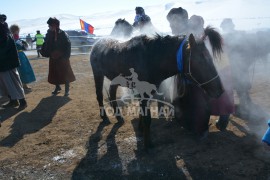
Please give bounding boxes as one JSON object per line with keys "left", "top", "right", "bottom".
{"left": 216, "top": 119, "right": 229, "bottom": 131}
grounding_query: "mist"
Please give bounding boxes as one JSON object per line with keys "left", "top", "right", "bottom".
{"left": 99, "top": 1, "right": 270, "bottom": 144}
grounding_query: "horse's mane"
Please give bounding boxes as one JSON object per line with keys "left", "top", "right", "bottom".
{"left": 203, "top": 26, "right": 223, "bottom": 57}
{"left": 120, "top": 34, "right": 184, "bottom": 53}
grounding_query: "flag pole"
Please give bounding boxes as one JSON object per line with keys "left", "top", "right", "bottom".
{"left": 79, "top": 16, "right": 81, "bottom": 31}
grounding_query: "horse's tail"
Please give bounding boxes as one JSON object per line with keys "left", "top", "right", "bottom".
{"left": 203, "top": 26, "right": 223, "bottom": 58}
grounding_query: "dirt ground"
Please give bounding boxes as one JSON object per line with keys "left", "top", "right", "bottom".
{"left": 0, "top": 54, "right": 270, "bottom": 180}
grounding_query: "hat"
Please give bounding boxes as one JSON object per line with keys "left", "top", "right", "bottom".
{"left": 47, "top": 17, "right": 60, "bottom": 27}
{"left": 135, "top": 7, "right": 144, "bottom": 14}
{"left": 0, "top": 14, "right": 7, "bottom": 23}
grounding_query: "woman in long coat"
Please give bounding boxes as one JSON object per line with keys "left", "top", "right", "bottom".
{"left": 41, "top": 17, "right": 75, "bottom": 96}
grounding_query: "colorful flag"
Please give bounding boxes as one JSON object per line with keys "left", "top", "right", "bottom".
{"left": 80, "top": 19, "right": 94, "bottom": 34}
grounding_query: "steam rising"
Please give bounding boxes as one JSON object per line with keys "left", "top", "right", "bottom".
{"left": 105, "top": 3, "right": 270, "bottom": 144}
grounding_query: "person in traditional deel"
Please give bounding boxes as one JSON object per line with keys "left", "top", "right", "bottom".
{"left": 133, "top": 6, "right": 155, "bottom": 34}
{"left": 0, "top": 14, "right": 27, "bottom": 110}
{"left": 43, "top": 17, "right": 75, "bottom": 96}
{"left": 220, "top": 18, "right": 253, "bottom": 112}
{"left": 9, "top": 24, "right": 36, "bottom": 92}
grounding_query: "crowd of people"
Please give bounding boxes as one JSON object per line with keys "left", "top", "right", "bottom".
{"left": 0, "top": 14, "right": 75, "bottom": 117}
{"left": 0, "top": 6, "right": 269, "bottom": 147}
{"left": 11, "top": 30, "right": 45, "bottom": 58}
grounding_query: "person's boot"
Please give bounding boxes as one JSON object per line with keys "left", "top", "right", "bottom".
{"left": 18, "top": 98, "right": 27, "bottom": 110}
{"left": 216, "top": 114, "right": 230, "bottom": 131}
{"left": 2, "top": 99, "right": 19, "bottom": 108}
{"left": 64, "top": 83, "right": 70, "bottom": 96}
{"left": 23, "top": 84, "right": 32, "bottom": 92}
{"left": 52, "top": 85, "right": 61, "bottom": 95}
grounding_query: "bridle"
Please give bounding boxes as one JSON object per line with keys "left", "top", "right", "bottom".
{"left": 176, "top": 37, "right": 219, "bottom": 87}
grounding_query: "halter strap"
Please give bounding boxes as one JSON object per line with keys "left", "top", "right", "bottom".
{"left": 177, "top": 37, "right": 219, "bottom": 87}
{"left": 176, "top": 38, "right": 187, "bottom": 73}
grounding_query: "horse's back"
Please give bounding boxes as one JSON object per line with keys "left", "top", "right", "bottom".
{"left": 90, "top": 38, "right": 116, "bottom": 61}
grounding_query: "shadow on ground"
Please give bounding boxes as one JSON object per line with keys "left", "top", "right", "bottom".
{"left": 0, "top": 96, "right": 70, "bottom": 147}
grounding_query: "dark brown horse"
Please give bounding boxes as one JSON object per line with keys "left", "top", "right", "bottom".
{"left": 90, "top": 32, "right": 223, "bottom": 149}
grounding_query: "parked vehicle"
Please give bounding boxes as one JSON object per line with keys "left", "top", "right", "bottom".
{"left": 65, "top": 30, "right": 98, "bottom": 52}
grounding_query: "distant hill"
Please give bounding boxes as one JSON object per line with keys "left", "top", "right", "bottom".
{"left": 7, "top": 0, "right": 270, "bottom": 36}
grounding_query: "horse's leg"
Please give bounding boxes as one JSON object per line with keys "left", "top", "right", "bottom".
{"left": 138, "top": 115, "right": 143, "bottom": 132}
{"left": 140, "top": 99, "right": 153, "bottom": 149}
{"left": 153, "top": 91, "right": 165, "bottom": 119}
{"left": 189, "top": 85, "right": 210, "bottom": 141}
{"left": 93, "top": 73, "right": 108, "bottom": 122}
{"left": 109, "top": 84, "right": 124, "bottom": 123}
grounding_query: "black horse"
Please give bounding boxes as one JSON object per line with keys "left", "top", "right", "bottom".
{"left": 110, "top": 18, "right": 133, "bottom": 39}
{"left": 90, "top": 32, "right": 223, "bottom": 149}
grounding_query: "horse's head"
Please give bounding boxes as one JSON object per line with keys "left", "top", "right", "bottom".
{"left": 110, "top": 18, "right": 133, "bottom": 38}
{"left": 184, "top": 33, "right": 223, "bottom": 98}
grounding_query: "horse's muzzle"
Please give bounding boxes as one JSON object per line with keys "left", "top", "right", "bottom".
{"left": 213, "top": 88, "right": 224, "bottom": 98}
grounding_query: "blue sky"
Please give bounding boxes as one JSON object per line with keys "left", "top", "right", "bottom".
{"left": 2, "top": 0, "right": 169, "bottom": 22}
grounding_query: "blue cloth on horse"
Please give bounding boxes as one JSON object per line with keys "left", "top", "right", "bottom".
{"left": 176, "top": 38, "right": 187, "bottom": 73}
{"left": 177, "top": 38, "right": 193, "bottom": 84}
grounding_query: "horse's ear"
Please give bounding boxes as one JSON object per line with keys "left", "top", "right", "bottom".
{"left": 188, "top": 33, "right": 196, "bottom": 48}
